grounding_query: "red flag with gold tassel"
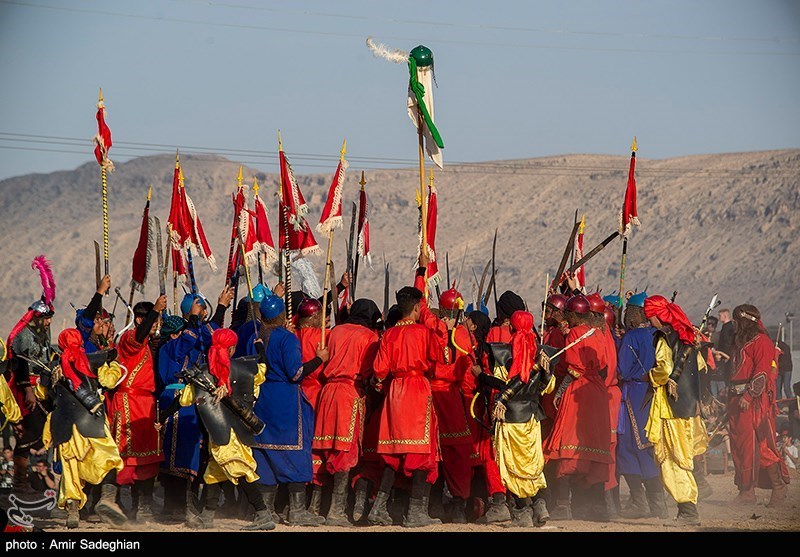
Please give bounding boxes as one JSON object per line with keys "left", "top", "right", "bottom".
{"left": 424, "top": 182, "right": 439, "bottom": 285}
{"left": 619, "top": 137, "right": 640, "bottom": 237}
{"left": 93, "top": 90, "right": 114, "bottom": 170}
{"left": 278, "top": 144, "right": 320, "bottom": 255}
{"left": 253, "top": 179, "right": 277, "bottom": 267}
{"left": 130, "top": 187, "right": 153, "bottom": 293}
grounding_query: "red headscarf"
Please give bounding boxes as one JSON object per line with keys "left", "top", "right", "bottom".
{"left": 209, "top": 328, "right": 238, "bottom": 392}
{"left": 508, "top": 310, "right": 537, "bottom": 383}
{"left": 58, "top": 328, "right": 95, "bottom": 389}
{"left": 643, "top": 295, "right": 696, "bottom": 345}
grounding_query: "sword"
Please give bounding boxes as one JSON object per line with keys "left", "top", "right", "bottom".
{"left": 551, "top": 217, "right": 582, "bottom": 292}
{"left": 445, "top": 251, "right": 451, "bottom": 288}
{"left": 491, "top": 229, "right": 499, "bottom": 313}
{"left": 346, "top": 201, "right": 357, "bottom": 303}
{"left": 94, "top": 240, "right": 102, "bottom": 291}
{"left": 154, "top": 216, "right": 166, "bottom": 299}
{"left": 382, "top": 252, "right": 390, "bottom": 318}
{"left": 563, "top": 230, "right": 621, "bottom": 278}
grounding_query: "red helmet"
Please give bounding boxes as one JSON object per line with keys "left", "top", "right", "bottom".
{"left": 546, "top": 294, "right": 568, "bottom": 311}
{"left": 297, "top": 298, "right": 322, "bottom": 318}
{"left": 566, "top": 295, "right": 590, "bottom": 315}
{"left": 438, "top": 287, "right": 464, "bottom": 312}
{"left": 603, "top": 305, "right": 616, "bottom": 329}
{"left": 586, "top": 292, "right": 606, "bottom": 314}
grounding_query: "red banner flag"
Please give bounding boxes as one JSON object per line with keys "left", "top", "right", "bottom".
{"left": 424, "top": 184, "right": 439, "bottom": 285}
{"left": 130, "top": 187, "right": 153, "bottom": 293}
{"left": 574, "top": 214, "right": 586, "bottom": 290}
{"left": 253, "top": 182, "right": 277, "bottom": 267}
{"left": 226, "top": 185, "right": 247, "bottom": 284}
{"left": 318, "top": 157, "right": 347, "bottom": 235}
{"left": 93, "top": 90, "right": 114, "bottom": 170}
{"left": 278, "top": 146, "right": 320, "bottom": 255}
{"left": 179, "top": 165, "right": 217, "bottom": 271}
{"left": 619, "top": 138, "right": 640, "bottom": 237}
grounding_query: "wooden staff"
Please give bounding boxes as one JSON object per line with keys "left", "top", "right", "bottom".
{"left": 540, "top": 273, "right": 549, "bottom": 338}
{"left": 320, "top": 229, "right": 334, "bottom": 348}
{"left": 417, "top": 106, "right": 428, "bottom": 285}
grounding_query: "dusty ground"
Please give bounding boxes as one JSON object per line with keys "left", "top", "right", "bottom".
{"left": 24, "top": 466, "right": 800, "bottom": 534}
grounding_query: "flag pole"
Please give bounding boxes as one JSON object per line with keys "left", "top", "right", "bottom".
{"left": 278, "top": 130, "right": 293, "bottom": 322}
{"left": 540, "top": 273, "right": 549, "bottom": 338}
{"left": 618, "top": 137, "right": 637, "bottom": 303}
{"left": 253, "top": 177, "right": 264, "bottom": 286}
{"left": 98, "top": 88, "right": 110, "bottom": 282}
{"left": 417, "top": 106, "right": 428, "bottom": 289}
{"left": 320, "top": 139, "right": 346, "bottom": 348}
{"left": 225, "top": 166, "right": 244, "bottom": 287}
{"left": 353, "top": 171, "right": 365, "bottom": 299}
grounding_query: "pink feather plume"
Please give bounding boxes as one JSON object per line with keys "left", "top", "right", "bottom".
{"left": 31, "top": 255, "right": 56, "bottom": 305}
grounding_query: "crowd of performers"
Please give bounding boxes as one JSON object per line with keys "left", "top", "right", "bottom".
{"left": 0, "top": 249, "right": 790, "bottom": 531}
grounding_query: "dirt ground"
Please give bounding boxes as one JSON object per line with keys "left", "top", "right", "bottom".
{"left": 22, "top": 466, "right": 800, "bottom": 534}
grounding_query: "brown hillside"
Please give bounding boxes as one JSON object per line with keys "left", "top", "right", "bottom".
{"left": 0, "top": 149, "right": 797, "bottom": 336}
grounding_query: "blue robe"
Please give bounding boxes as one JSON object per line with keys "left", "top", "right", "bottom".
{"left": 232, "top": 319, "right": 260, "bottom": 358}
{"left": 247, "top": 327, "right": 314, "bottom": 485}
{"left": 615, "top": 326, "right": 660, "bottom": 479}
{"left": 156, "top": 323, "right": 213, "bottom": 479}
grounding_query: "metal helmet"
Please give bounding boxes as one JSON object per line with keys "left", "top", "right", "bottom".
{"left": 298, "top": 298, "right": 322, "bottom": 319}
{"left": 438, "top": 287, "right": 464, "bottom": 312}
{"left": 410, "top": 45, "right": 433, "bottom": 67}
{"left": 546, "top": 294, "right": 568, "bottom": 311}
{"left": 627, "top": 292, "right": 648, "bottom": 308}
{"left": 29, "top": 299, "right": 54, "bottom": 317}
{"left": 565, "top": 295, "right": 590, "bottom": 315}
{"left": 585, "top": 292, "right": 606, "bottom": 314}
{"left": 247, "top": 284, "right": 271, "bottom": 304}
{"left": 603, "top": 305, "right": 617, "bottom": 330}
{"left": 465, "top": 301, "right": 489, "bottom": 316}
{"left": 259, "top": 295, "right": 285, "bottom": 320}
{"left": 603, "top": 294, "right": 622, "bottom": 308}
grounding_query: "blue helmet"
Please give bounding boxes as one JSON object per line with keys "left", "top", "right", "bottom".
{"left": 627, "top": 292, "right": 648, "bottom": 308}
{"left": 246, "top": 284, "right": 271, "bottom": 303}
{"left": 259, "top": 294, "right": 285, "bottom": 320}
{"left": 465, "top": 301, "right": 489, "bottom": 316}
{"left": 603, "top": 294, "right": 622, "bottom": 308}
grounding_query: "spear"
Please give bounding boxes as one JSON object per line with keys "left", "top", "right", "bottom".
{"left": 352, "top": 172, "right": 366, "bottom": 299}
{"left": 346, "top": 202, "right": 357, "bottom": 303}
{"left": 93, "top": 88, "right": 113, "bottom": 284}
{"left": 540, "top": 273, "right": 549, "bottom": 338}
{"left": 277, "top": 131, "right": 293, "bottom": 322}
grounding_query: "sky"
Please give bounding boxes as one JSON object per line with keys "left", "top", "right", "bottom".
{"left": 0, "top": 0, "right": 799, "bottom": 181}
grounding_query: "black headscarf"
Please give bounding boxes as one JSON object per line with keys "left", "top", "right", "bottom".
{"left": 347, "top": 299, "right": 383, "bottom": 330}
{"left": 469, "top": 310, "right": 492, "bottom": 365}
{"left": 496, "top": 290, "right": 525, "bottom": 322}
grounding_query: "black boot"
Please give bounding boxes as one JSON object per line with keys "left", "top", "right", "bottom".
{"left": 668, "top": 501, "right": 700, "bottom": 527}
{"left": 239, "top": 481, "right": 276, "bottom": 531}
{"left": 476, "top": 492, "right": 511, "bottom": 524}
{"left": 508, "top": 496, "right": 533, "bottom": 528}
{"left": 259, "top": 484, "right": 282, "bottom": 524}
{"left": 186, "top": 483, "right": 219, "bottom": 530}
{"left": 325, "top": 472, "right": 351, "bottom": 527}
{"left": 402, "top": 471, "right": 442, "bottom": 528}
{"left": 450, "top": 497, "right": 467, "bottom": 524}
{"left": 135, "top": 478, "right": 155, "bottom": 522}
{"left": 286, "top": 483, "right": 326, "bottom": 526}
{"left": 532, "top": 495, "right": 549, "bottom": 527}
{"left": 351, "top": 478, "right": 371, "bottom": 524}
{"left": 308, "top": 484, "right": 323, "bottom": 516}
{"left": 693, "top": 463, "right": 713, "bottom": 501}
{"left": 95, "top": 483, "right": 129, "bottom": 528}
{"left": 366, "top": 490, "right": 393, "bottom": 526}
{"left": 644, "top": 477, "right": 669, "bottom": 519}
{"left": 587, "top": 483, "right": 610, "bottom": 522}
{"left": 619, "top": 474, "right": 649, "bottom": 519}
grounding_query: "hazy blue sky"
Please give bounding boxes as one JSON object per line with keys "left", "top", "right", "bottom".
{"left": 1, "top": 0, "right": 798, "bottom": 181}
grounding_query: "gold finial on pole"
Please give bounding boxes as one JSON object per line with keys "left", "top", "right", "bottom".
{"left": 359, "top": 170, "right": 366, "bottom": 191}
{"left": 147, "top": 185, "right": 152, "bottom": 202}
{"left": 277, "top": 129, "right": 283, "bottom": 152}
{"left": 429, "top": 168, "right": 434, "bottom": 188}
{"left": 236, "top": 165, "right": 243, "bottom": 189}
{"left": 98, "top": 87, "right": 104, "bottom": 104}
{"left": 175, "top": 149, "right": 180, "bottom": 168}
{"left": 253, "top": 176, "right": 260, "bottom": 197}
{"left": 341, "top": 138, "right": 347, "bottom": 158}
{"left": 631, "top": 136, "right": 638, "bottom": 153}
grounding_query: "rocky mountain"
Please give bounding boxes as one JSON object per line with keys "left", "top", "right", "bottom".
{"left": 0, "top": 149, "right": 797, "bottom": 339}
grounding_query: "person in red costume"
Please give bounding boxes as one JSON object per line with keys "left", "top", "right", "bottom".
{"left": 543, "top": 294, "right": 612, "bottom": 522}
{"left": 487, "top": 291, "right": 526, "bottom": 343}
{"left": 109, "top": 295, "right": 167, "bottom": 521}
{"left": 728, "top": 304, "right": 790, "bottom": 507}
{"left": 414, "top": 278, "right": 474, "bottom": 524}
{"left": 366, "top": 273, "right": 444, "bottom": 528}
{"left": 311, "top": 298, "right": 382, "bottom": 526}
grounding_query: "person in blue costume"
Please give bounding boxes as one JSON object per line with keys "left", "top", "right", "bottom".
{"left": 246, "top": 294, "right": 330, "bottom": 526}
{"left": 615, "top": 292, "right": 668, "bottom": 519}
{"left": 155, "top": 315, "right": 201, "bottom": 522}
{"left": 74, "top": 274, "right": 114, "bottom": 354}
{"left": 231, "top": 283, "right": 274, "bottom": 358}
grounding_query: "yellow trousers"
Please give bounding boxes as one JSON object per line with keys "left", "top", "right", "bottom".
{"left": 204, "top": 429, "right": 259, "bottom": 485}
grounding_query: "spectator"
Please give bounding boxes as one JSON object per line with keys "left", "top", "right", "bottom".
{"left": 28, "top": 460, "right": 56, "bottom": 493}
{"left": 776, "top": 339, "right": 793, "bottom": 401}
{"left": 0, "top": 447, "right": 14, "bottom": 494}
{"left": 778, "top": 427, "right": 798, "bottom": 471}
{"left": 715, "top": 308, "right": 735, "bottom": 391}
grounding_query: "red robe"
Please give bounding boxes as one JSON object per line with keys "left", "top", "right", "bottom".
{"left": 487, "top": 323, "right": 512, "bottom": 343}
{"left": 543, "top": 323, "right": 611, "bottom": 487}
{"left": 297, "top": 326, "right": 324, "bottom": 411}
{"left": 110, "top": 329, "right": 163, "bottom": 483}
{"left": 312, "top": 323, "right": 379, "bottom": 475}
{"left": 729, "top": 332, "right": 788, "bottom": 490}
{"left": 540, "top": 324, "right": 568, "bottom": 435}
{"left": 373, "top": 319, "right": 441, "bottom": 478}
{"left": 601, "top": 327, "right": 621, "bottom": 490}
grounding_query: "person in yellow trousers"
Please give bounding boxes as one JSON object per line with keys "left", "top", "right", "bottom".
{"left": 179, "top": 328, "right": 275, "bottom": 531}
{"left": 643, "top": 295, "right": 709, "bottom": 527}
{"left": 41, "top": 329, "right": 128, "bottom": 529}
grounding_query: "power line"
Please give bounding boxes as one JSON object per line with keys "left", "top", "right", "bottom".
{"left": 1, "top": 139, "right": 796, "bottom": 179}
{"left": 2, "top": 1, "right": 798, "bottom": 56}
